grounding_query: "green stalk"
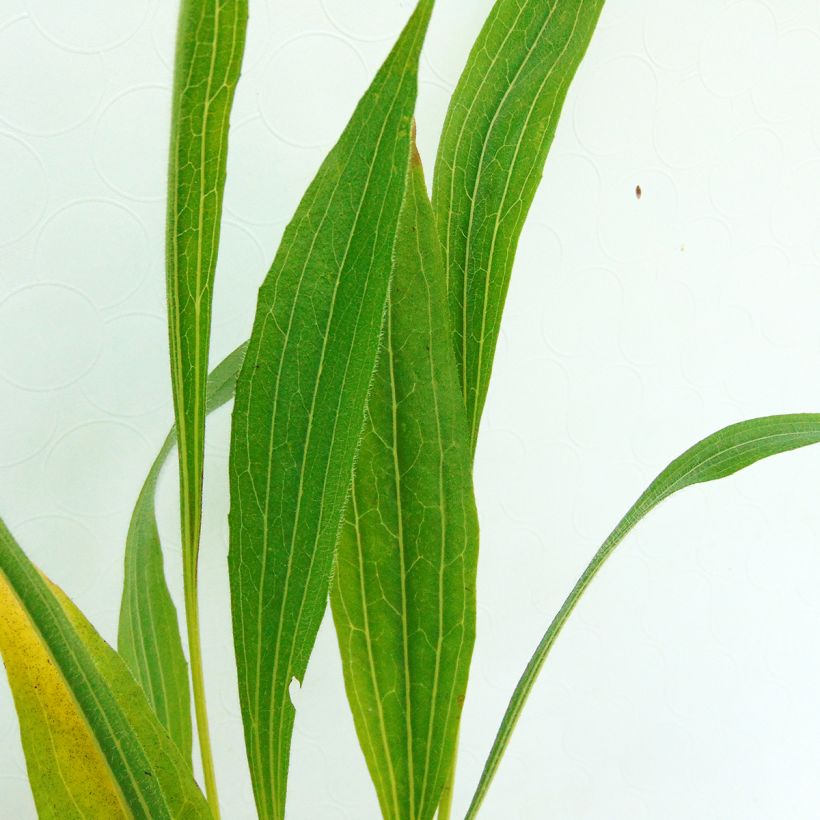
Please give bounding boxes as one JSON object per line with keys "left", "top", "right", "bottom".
{"left": 183, "top": 553, "right": 219, "bottom": 816}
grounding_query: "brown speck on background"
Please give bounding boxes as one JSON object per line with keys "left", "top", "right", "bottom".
{"left": 635, "top": 184, "right": 642, "bottom": 200}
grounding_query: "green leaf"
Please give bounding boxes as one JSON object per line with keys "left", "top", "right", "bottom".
{"left": 166, "top": 0, "right": 248, "bottom": 559}
{"left": 432, "top": 0, "right": 605, "bottom": 448}
{"left": 466, "top": 414, "right": 820, "bottom": 818}
{"left": 0, "top": 518, "right": 211, "bottom": 819}
{"left": 228, "top": 4, "right": 434, "bottom": 817}
{"left": 165, "top": 1, "right": 247, "bottom": 808}
{"left": 117, "top": 431, "right": 190, "bottom": 761}
{"left": 330, "top": 141, "right": 479, "bottom": 820}
{"left": 117, "top": 344, "right": 247, "bottom": 761}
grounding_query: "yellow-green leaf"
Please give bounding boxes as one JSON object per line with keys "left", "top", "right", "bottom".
{"left": 0, "top": 518, "right": 211, "bottom": 820}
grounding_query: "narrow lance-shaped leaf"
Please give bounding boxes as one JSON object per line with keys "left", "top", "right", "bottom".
{"left": 466, "top": 414, "right": 820, "bottom": 818}
{"left": 432, "top": 0, "right": 605, "bottom": 448}
{"left": 165, "top": 1, "right": 247, "bottom": 808}
{"left": 117, "top": 344, "right": 247, "bottom": 760}
{"left": 0, "top": 518, "right": 211, "bottom": 819}
{"left": 330, "top": 139, "right": 479, "bottom": 820}
{"left": 228, "top": 3, "right": 434, "bottom": 818}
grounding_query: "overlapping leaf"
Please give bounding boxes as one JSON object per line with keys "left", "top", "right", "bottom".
{"left": 227, "top": 3, "right": 434, "bottom": 817}
{"left": 331, "top": 142, "right": 478, "bottom": 820}
{"left": 432, "top": 0, "right": 605, "bottom": 448}
{"left": 467, "top": 414, "right": 820, "bottom": 817}
{"left": 0, "top": 518, "right": 211, "bottom": 819}
{"left": 118, "top": 344, "right": 247, "bottom": 759}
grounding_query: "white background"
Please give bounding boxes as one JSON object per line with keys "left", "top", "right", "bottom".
{"left": 3, "top": 0, "right": 820, "bottom": 817}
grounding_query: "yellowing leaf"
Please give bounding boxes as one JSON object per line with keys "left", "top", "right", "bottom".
{"left": 0, "top": 518, "right": 211, "bottom": 820}
{"left": 1, "top": 575, "right": 128, "bottom": 819}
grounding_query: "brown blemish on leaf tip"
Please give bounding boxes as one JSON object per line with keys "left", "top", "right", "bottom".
{"left": 410, "top": 118, "right": 422, "bottom": 168}
{"left": 635, "top": 184, "right": 642, "bottom": 200}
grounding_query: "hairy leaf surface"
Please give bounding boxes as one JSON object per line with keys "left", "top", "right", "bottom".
{"left": 117, "top": 344, "right": 247, "bottom": 760}
{"left": 331, "top": 143, "right": 478, "bottom": 820}
{"left": 0, "top": 519, "right": 211, "bottom": 819}
{"left": 228, "top": 3, "right": 434, "bottom": 817}
{"left": 467, "top": 414, "right": 820, "bottom": 817}
{"left": 432, "top": 0, "right": 604, "bottom": 448}
{"left": 166, "top": 0, "right": 247, "bottom": 568}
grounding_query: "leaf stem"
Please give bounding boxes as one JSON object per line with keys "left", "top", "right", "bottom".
{"left": 183, "top": 551, "right": 220, "bottom": 818}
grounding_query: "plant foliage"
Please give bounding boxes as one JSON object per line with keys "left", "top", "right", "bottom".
{"left": 1, "top": 2, "right": 819, "bottom": 819}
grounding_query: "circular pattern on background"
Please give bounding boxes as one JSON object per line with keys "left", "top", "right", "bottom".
{"left": 567, "top": 363, "right": 643, "bottom": 450}
{"left": 573, "top": 56, "right": 657, "bottom": 156}
{"left": 709, "top": 127, "right": 783, "bottom": 224}
{"left": 93, "top": 86, "right": 171, "bottom": 201}
{"left": 643, "top": 0, "right": 711, "bottom": 71}
{"left": 321, "top": 0, "right": 414, "bottom": 42}
{"left": 82, "top": 313, "right": 168, "bottom": 417}
{"left": 45, "top": 421, "right": 149, "bottom": 516}
{"left": 212, "top": 222, "right": 266, "bottom": 328}
{"left": 36, "top": 200, "right": 150, "bottom": 308}
{"left": 541, "top": 267, "right": 624, "bottom": 357}
{"left": 224, "top": 117, "right": 321, "bottom": 227}
{"left": 259, "top": 33, "right": 368, "bottom": 148}
{"left": 24, "top": 0, "right": 149, "bottom": 53}
{"left": 0, "top": 284, "right": 102, "bottom": 390}
{"left": 0, "top": 133, "right": 47, "bottom": 246}
{"left": 424, "top": 0, "right": 494, "bottom": 86}
{"left": 654, "top": 75, "right": 729, "bottom": 168}
{"left": 0, "top": 17, "right": 103, "bottom": 135}
{"left": 771, "top": 159, "right": 820, "bottom": 249}
{"left": 0, "top": 381, "right": 56, "bottom": 465}
{"left": 597, "top": 168, "right": 678, "bottom": 262}
{"left": 699, "top": 1, "right": 777, "bottom": 98}
{"left": 149, "top": 0, "right": 176, "bottom": 69}
{"left": 12, "top": 516, "right": 104, "bottom": 597}
{"left": 753, "top": 29, "right": 820, "bottom": 126}
{"left": 618, "top": 277, "right": 695, "bottom": 370}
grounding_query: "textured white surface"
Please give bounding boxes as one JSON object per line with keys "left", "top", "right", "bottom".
{"left": 3, "top": 0, "right": 820, "bottom": 817}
